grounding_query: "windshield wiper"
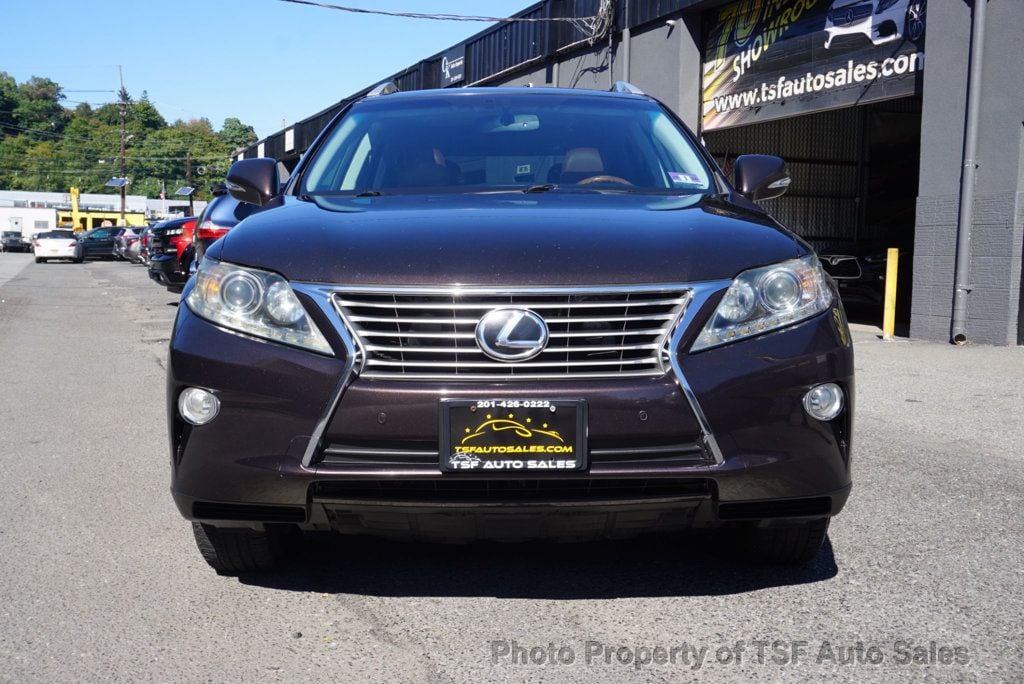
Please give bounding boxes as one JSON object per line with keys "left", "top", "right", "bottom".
{"left": 523, "top": 183, "right": 557, "bottom": 194}
{"left": 355, "top": 190, "right": 383, "bottom": 197}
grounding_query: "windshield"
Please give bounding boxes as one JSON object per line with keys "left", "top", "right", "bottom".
{"left": 38, "top": 231, "right": 75, "bottom": 240}
{"left": 3, "top": 231, "right": 20, "bottom": 238}
{"left": 301, "top": 93, "right": 713, "bottom": 195}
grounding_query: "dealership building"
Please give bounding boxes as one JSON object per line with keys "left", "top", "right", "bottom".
{"left": 241, "top": 0, "right": 1023, "bottom": 346}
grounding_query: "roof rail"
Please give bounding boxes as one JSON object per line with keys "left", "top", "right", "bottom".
{"left": 611, "top": 81, "right": 645, "bottom": 95}
{"left": 366, "top": 81, "right": 400, "bottom": 97}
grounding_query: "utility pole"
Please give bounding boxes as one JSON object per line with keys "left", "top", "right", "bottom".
{"left": 118, "top": 65, "right": 127, "bottom": 226}
{"left": 185, "top": 152, "right": 194, "bottom": 216}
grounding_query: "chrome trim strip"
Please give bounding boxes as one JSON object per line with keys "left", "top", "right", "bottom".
{"left": 363, "top": 343, "right": 661, "bottom": 354}
{"left": 357, "top": 369, "right": 666, "bottom": 381}
{"left": 291, "top": 283, "right": 360, "bottom": 468}
{"left": 334, "top": 297, "right": 688, "bottom": 310}
{"left": 664, "top": 279, "right": 732, "bottom": 464}
{"left": 347, "top": 313, "right": 678, "bottom": 325}
{"left": 323, "top": 282, "right": 696, "bottom": 295}
{"left": 364, "top": 357, "right": 658, "bottom": 369}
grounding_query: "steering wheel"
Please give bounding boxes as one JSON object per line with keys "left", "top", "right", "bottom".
{"left": 576, "top": 175, "right": 634, "bottom": 187}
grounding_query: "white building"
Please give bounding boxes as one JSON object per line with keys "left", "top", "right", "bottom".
{"left": 0, "top": 190, "right": 208, "bottom": 236}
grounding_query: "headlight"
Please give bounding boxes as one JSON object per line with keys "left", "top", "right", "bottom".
{"left": 186, "top": 259, "right": 333, "bottom": 355}
{"left": 692, "top": 255, "right": 832, "bottom": 351}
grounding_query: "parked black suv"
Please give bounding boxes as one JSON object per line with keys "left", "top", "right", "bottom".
{"left": 2, "top": 230, "right": 28, "bottom": 252}
{"left": 169, "top": 85, "right": 853, "bottom": 574}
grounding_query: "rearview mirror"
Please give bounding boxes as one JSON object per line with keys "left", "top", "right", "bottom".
{"left": 226, "top": 158, "right": 279, "bottom": 206}
{"left": 733, "top": 154, "right": 791, "bottom": 202}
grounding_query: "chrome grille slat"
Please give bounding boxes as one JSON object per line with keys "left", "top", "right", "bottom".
{"left": 335, "top": 297, "right": 687, "bottom": 310}
{"left": 332, "top": 285, "right": 691, "bottom": 381}
{"left": 357, "top": 329, "right": 667, "bottom": 339}
{"left": 347, "top": 313, "right": 678, "bottom": 325}
{"left": 363, "top": 343, "right": 662, "bottom": 354}
{"left": 363, "top": 357, "right": 659, "bottom": 369}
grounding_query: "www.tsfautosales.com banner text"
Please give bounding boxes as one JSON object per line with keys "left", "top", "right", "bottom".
{"left": 702, "top": 0, "right": 926, "bottom": 131}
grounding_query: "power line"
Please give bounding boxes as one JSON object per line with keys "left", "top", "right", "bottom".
{"left": 275, "top": 0, "right": 592, "bottom": 22}
{"left": 0, "top": 149, "right": 230, "bottom": 163}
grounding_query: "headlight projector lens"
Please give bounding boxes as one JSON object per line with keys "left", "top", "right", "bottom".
{"left": 178, "top": 387, "right": 220, "bottom": 425}
{"left": 220, "top": 272, "right": 263, "bottom": 314}
{"left": 803, "top": 382, "right": 844, "bottom": 421}
{"left": 760, "top": 269, "right": 802, "bottom": 312}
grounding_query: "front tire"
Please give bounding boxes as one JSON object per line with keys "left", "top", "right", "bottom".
{"left": 905, "top": 0, "right": 926, "bottom": 44}
{"left": 191, "top": 523, "right": 301, "bottom": 575}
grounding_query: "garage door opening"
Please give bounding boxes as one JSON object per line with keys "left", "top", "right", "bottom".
{"left": 705, "top": 96, "right": 922, "bottom": 332}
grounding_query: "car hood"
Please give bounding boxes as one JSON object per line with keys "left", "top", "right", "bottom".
{"left": 212, "top": 193, "right": 805, "bottom": 286}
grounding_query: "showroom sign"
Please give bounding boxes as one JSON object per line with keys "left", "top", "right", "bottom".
{"left": 701, "top": 0, "right": 926, "bottom": 131}
{"left": 441, "top": 45, "right": 466, "bottom": 86}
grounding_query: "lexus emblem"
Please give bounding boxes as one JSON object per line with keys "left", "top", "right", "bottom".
{"left": 475, "top": 308, "right": 549, "bottom": 362}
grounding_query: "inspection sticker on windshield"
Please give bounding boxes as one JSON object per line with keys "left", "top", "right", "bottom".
{"left": 668, "top": 171, "right": 703, "bottom": 185}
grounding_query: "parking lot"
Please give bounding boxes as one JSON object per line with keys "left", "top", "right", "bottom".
{"left": 0, "top": 253, "right": 1020, "bottom": 682}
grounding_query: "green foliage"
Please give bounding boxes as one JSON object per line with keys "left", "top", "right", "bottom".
{"left": 0, "top": 73, "right": 255, "bottom": 200}
{"left": 218, "top": 117, "right": 258, "bottom": 151}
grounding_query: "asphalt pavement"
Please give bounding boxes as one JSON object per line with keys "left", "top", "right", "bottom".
{"left": 0, "top": 253, "right": 1021, "bottom": 682}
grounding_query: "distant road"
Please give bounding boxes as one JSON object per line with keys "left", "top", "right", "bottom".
{"left": 0, "top": 252, "right": 31, "bottom": 290}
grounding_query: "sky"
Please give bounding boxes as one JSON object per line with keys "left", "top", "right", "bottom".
{"left": 1, "top": 0, "right": 528, "bottom": 139}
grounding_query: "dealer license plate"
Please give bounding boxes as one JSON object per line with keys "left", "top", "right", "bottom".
{"left": 439, "top": 399, "right": 587, "bottom": 472}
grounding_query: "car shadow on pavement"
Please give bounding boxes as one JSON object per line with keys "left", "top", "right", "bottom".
{"left": 239, "top": 532, "right": 838, "bottom": 598}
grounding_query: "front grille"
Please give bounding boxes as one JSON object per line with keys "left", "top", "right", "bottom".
{"left": 313, "top": 478, "right": 714, "bottom": 504}
{"left": 319, "top": 440, "right": 709, "bottom": 467}
{"left": 828, "top": 3, "right": 872, "bottom": 25}
{"left": 332, "top": 286, "right": 690, "bottom": 380}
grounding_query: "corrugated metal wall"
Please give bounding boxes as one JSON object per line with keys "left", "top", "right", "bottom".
{"left": 705, "top": 106, "right": 864, "bottom": 243}
{"left": 705, "top": 97, "right": 922, "bottom": 245}
{"left": 467, "top": 4, "right": 548, "bottom": 83}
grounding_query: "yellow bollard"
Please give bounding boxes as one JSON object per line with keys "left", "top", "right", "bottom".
{"left": 882, "top": 247, "right": 899, "bottom": 340}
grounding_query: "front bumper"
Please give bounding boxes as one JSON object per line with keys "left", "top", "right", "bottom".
{"left": 168, "top": 287, "right": 854, "bottom": 538}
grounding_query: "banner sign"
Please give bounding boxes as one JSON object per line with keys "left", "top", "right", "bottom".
{"left": 441, "top": 45, "right": 466, "bottom": 87}
{"left": 702, "top": 0, "right": 926, "bottom": 131}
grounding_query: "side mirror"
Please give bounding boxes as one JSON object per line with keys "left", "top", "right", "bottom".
{"left": 225, "top": 158, "right": 279, "bottom": 206}
{"left": 733, "top": 154, "right": 791, "bottom": 202}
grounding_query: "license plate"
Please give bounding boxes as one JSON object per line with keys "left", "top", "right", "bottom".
{"left": 439, "top": 399, "right": 587, "bottom": 472}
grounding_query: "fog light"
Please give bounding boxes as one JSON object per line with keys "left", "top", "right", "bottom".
{"left": 803, "top": 383, "right": 844, "bottom": 421}
{"left": 178, "top": 387, "right": 220, "bottom": 425}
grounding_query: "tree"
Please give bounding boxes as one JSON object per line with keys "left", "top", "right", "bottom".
{"left": 218, "top": 117, "right": 257, "bottom": 151}
{"left": 130, "top": 93, "right": 165, "bottom": 133}
{"left": 0, "top": 72, "right": 19, "bottom": 137}
{"left": 0, "top": 75, "right": 237, "bottom": 197}
{"left": 14, "top": 76, "right": 66, "bottom": 137}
